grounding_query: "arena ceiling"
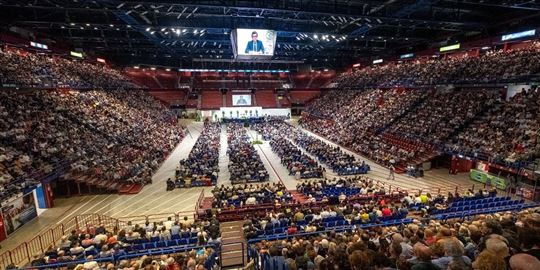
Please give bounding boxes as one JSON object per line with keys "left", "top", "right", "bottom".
{"left": 1, "top": 0, "right": 539, "bottom": 69}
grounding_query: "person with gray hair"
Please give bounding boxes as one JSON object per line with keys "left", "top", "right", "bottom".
{"left": 509, "top": 253, "right": 540, "bottom": 270}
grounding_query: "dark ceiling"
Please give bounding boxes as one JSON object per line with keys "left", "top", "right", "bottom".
{"left": 1, "top": 0, "right": 539, "bottom": 70}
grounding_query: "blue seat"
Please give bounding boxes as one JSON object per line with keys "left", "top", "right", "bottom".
{"left": 189, "top": 238, "right": 198, "bottom": 244}
{"left": 156, "top": 241, "right": 167, "bottom": 248}
{"left": 167, "top": 240, "right": 178, "bottom": 246}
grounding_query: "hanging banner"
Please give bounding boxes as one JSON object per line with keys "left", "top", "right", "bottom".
{"left": 1, "top": 193, "right": 38, "bottom": 235}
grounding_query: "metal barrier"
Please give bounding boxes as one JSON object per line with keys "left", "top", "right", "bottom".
{"left": 0, "top": 214, "right": 122, "bottom": 268}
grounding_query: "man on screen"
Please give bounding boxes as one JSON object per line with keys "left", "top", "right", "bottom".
{"left": 236, "top": 95, "right": 248, "bottom": 105}
{"left": 245, "top": 31, "right": 265, "bottom": 54}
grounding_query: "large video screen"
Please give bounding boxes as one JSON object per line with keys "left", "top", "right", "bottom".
{"left": 232, "top": 95, "right": 252, "bottom": 106}
{"left": 233, "top": 29, "right": 276, "bottom": 57}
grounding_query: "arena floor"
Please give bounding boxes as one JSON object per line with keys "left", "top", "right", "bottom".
{"left": 0, "top": 120, "right": 476, "bottom": 252}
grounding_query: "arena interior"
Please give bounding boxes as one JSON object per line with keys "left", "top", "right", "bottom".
{"left": 1, "top": 1, "right": 540, "bottom": 269}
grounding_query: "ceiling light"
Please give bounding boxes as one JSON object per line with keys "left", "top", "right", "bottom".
{"left": 85, "top": 23, "right": 90, "bottom": 26}
{"left": 146, "top": 27, "right": 151, "bottom": 31}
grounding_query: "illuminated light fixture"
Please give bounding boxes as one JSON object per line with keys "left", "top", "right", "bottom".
{"left": 85, "top": 23, "right": 90, "bottom": 26}
{"left": 400, "top": 53, "right": 414, "bottom": 59}
{"left": 352, "top": 63, "right": 361, "bottom": 68}
{"left": 481, "top": 46, "right": 491, "bottom": 50}
{"left": 134, "top": 66, "right": 140, "bottom": 69}
{"left": 70, "top": 51, "right": 83, "bottom": 58}
{"left": 145, "top": 27, "right": 151, "bottom": 31}
{"left": 127, "top": 25, "right": 131, "bottom": 28}
{"left": 194, "top": 29, "right": 198, "bottom": 34}
{"left": 94, "top": 27, "right": 98, "bottom": 30}
{"left": 165, "top": 68, "right": 171, "bottom": 71}
{"left": 372, "top": 59, "right": 383, "bottom": 64}
{"left": 150, "top": 67, "right": 156, "bottom": 70}
{"left": 110, "top": 24, "right": 114, "bottom": 27}
{"left": 439, "top": 43, "right": 460, "bottom": 52}
{"left": 61, "top": 26, "right": 65, "bottom": 29}
{"left": 70, "top": 23, "right": 75, "bottom": 26}
{"left": 501, "top": 29, "right": 536, "bottom": 41}
{"left": 96, "top": 58, "right": 106, "bottom": 63}
{"left": 161, "top": 28, "right": 166, "bottom": 32}
{"left": 30, "top": 41, "right": 48, "bottom": 50}
{"left": 150, "top": 31, "right": 156, "bottom": 34}
{"left": 182, "top": 29, "right": 187, "bottom": 33}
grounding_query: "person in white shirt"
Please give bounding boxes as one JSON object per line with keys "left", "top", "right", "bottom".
{"left": 163, "top": 217, "right": 174, "bottom": 230}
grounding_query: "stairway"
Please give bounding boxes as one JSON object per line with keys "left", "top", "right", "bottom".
{"left": 220, "top": 221, "right": 247, "bottom": 268}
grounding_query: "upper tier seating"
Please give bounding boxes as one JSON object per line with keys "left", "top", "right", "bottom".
{"left": 0, "top": 89, "right": 183, "bottom": 203}
{"left": 448, "top": 88, "right": 540, "bottom": 166}
{"left": 300, "top": 88, "right": 504, "bottom": 169}
{"left": 334, "top": 41, "right": 540, "bottom": 88}
{"left": 0, "top": 47, "right": 138, "bottom": 89}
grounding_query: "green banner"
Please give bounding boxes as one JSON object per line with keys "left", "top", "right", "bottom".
{"left": 469, "top": 169, "right": 507, "bottom": 190}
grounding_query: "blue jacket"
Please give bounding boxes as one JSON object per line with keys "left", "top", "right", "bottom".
{"left": 245, "top": 40, "right": 265, "bottom": 54}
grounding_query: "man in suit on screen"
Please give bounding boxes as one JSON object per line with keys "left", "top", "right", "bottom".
{"left": 245, "top": 31, "right": 265, "bottom": 54}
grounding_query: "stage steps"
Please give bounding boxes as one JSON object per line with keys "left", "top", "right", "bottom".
{"left": 220, "top": 221, "right": 247, "bottom": 268}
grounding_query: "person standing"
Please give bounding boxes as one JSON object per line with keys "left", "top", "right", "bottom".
{"left": 388, "top": 164, "right": 395, "bottom": 181}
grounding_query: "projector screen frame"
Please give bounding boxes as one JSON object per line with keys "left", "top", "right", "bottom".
{"left": 231, "top": 28, "right": 277, "bottom": 60}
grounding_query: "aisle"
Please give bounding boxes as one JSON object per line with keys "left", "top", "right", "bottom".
{"left": 217, "top": 124, "right": 232, "bottom": 186}
{"left": 0, "top": 122, "right": 210, "bottom": 252}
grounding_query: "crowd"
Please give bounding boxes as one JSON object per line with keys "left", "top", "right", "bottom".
{"left": 334, "top": 42, "right": 540, "bottom": 88}
{"left": 0, "top": 47, "right": 138, "bottom": 89}
{"left": 174, "top": 122, "right": 220, "bottom": 188}
{"left": 227, "top": 123, "right": 269, "bottom": 184}
{"left": 252, "top": 118, "right": 369, "bottom": 176}
{"left": 1, "top": 89, "right": 183, "bottom": 202}
{"left": 300, "top": 87, "right": 506, "bottom": 168}
{"left": 23, "top": 216, "right": 221, "bottom": 269}
{"left": 389, "top": 89, "right": 499, "bottom": 145}
{"left": 271, "top": 137, "right": 325, "bottom": 179}
{"left": 250, "top": 208, "right": 540, "bottom": 270}
{"left": 448, "top": 87, "right": 540, "bottom": 165}
{"left": 211, "top": 182, "right": 293, "bottom": 208}
{"left": 297, "top": 177, "right": 385, "bottom": 202}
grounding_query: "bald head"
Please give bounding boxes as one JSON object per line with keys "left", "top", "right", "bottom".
{"left": 509, "top": 253, "right": 540, "bottom": 270}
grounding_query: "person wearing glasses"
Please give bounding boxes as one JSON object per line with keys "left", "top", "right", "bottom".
{"left": 245, "top": 31, "right": 265, "bottom": 54}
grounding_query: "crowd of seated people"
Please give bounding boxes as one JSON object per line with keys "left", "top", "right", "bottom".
{"left": 271, "top": 137, "right": 325, "bottom": 179}
{"left": 1, "top": 89, "right": 183, "bottom": 202}
{"left": 173, "top": 122, "right": 220, "bottom": 188}
{"left": 388, "top": 89, "right": 499, "bottom": 145}
{"left": 0, "top": 47, "right": 138, "bottom": 89}
{"left": 293, "top": 132, "right": 370, "bottom": 175}
{"left": 300, "top": 87, "right": 503, "bottom": 169}
{"left": 297, "top": 177, "right": 385, "bottom": 202}
{"left": 24, "top": 216, "right": 221, "bottom": 269}
{"left": 249, "top": 208, "right": 540, "bottom": 270}
{"left": 242, "top": 196, "right": 409, "bottom": 241}
{"left": 252, "top": 118, "right": 369, "bottom": 176}
{"left": 211, "top": 182, "right": 293, "bottom": 208}
{"left": 449, "top": 87, "right": 540, "bottom": 165}
{"left": 334, "top": 41, "right": 540, "bottom": 88}
{"left": 226, "top": 123, "right": 269, "bottom": 184}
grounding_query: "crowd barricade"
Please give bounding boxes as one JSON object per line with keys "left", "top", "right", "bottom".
{"left": 0, "top": 213, "right": 123, "bottom": 269}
